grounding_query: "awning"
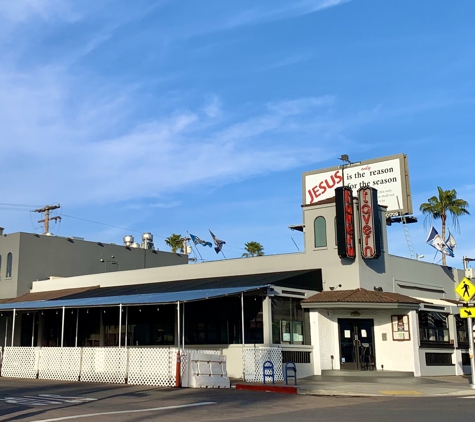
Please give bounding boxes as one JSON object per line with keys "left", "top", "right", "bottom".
{"left": 412, "top": 297, "right": 459, "bottom": 313}
{"left": 0, "top": 285, "right": 269, "bottom": 311}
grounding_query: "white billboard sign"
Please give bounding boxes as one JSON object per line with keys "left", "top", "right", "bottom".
{"left": 303, "top": 154, "right": 412, "bottom": 216}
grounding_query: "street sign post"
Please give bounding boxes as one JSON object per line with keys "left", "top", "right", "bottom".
{"left": 455, "top": 278, "right": 475, "bottom": 389}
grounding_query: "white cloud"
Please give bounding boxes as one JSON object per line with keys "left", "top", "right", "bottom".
{"left": 203, "top": 95, "right": 222, "bottom": 118}
{"left": 0, "top": 0, "right": 80, "bottom": 23}
{"left": 0, "top": 60, "right": 341, "bottom": 206}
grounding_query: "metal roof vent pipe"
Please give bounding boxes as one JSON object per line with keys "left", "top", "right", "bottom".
{"left": 123, "top": 235, "right": 134, "bottom": 247}
{"left": 141, "top": 232, "right": 154, "bottom": 250}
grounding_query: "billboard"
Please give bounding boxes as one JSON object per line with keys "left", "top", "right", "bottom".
{"left": 303, "top": 153, "right": 412, "bottom": 216}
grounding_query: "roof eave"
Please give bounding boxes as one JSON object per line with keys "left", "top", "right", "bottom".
{"left": 301, "top": 302, "right": 420, "bottom": 310}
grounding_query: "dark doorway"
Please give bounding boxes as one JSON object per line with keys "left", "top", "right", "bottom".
{"left": 338, "top": 318, "right": 375, "bottom": 370}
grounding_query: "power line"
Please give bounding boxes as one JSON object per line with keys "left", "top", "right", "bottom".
{"left": 0, "top": 203, "right": 43, "bottom": 208}
{"left": 61, "top": 214, "right": 145, "bottom": 235}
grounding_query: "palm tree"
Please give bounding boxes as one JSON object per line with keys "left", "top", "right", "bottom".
{"left": 242, "top": 241, "right": 264, "bottom": 257}
{"left": 165, "top": 233, "right": 184, "bottom": 253}
{"left": 419, "top": 187, "right": 470, "bottom": 265}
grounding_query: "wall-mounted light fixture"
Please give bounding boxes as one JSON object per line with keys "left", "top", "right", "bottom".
{"left": 350, "top": 311, "right": 361, "bottom": 317}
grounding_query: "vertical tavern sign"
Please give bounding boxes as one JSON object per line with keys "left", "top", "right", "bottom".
{"left": 358, "top": 186, "right": 382, "bottom": 259}
{"left": 335, "top": 186, "right": 356, "bottom": 259}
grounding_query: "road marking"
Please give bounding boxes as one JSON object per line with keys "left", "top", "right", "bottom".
{"left": 459, "top": 396, "right": 475, "bottom": 398}
{"left": 0, "top": 394, "right": 97, "bottom": 407}
{"left": 380, "top": 390, "right": 423, "bottom": 395}
{"left": 33, "top": 401, "right": 217, "bottom": 421}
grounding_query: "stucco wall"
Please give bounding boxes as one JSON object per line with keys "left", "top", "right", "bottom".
{"left": 0, "top": 232, "right": 187, "bottom": 297}
{"left": 314, "top": 309, "right": 416, "bottom": 374}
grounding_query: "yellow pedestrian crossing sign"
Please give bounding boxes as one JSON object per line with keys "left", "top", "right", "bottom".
{"left": 455, "top": 277, "right": 475, "bottom": 301}
{"left": 460, "top": 307, "right": 475, "bottom": 318}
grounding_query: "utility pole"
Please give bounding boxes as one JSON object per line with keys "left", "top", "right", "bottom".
{"left": 181, "top": 237, "right": 190, "bottom": 255}
{"left": 33, "top": 204, "right": 61, "bottom": 234}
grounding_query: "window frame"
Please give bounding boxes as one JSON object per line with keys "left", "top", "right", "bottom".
{"left": 6, "top": 252, "right": 12, "bottom": 279}
{"left": 313, "top": 216, "right": 327, "bottom": 248}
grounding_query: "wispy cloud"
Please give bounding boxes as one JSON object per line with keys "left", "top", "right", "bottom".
{"left": 0, "top": 0, "right": 81, "bottom": 23}
{"left": 261, "top": 53, "right": 313, "bottom": 71}
{"left": 203, "top": 95, "right": 222, "bottom": 118}
{"left": 225, "top": 0, "right": 349, "bottom": 30}
{"left": 0, "top": 61, "right": 341, "bottom": 206}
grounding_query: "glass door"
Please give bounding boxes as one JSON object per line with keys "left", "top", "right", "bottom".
{"left": 338, "top": 318, "right": 375, "bottom": 370}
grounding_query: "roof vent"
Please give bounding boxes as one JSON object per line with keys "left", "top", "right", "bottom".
{"left": 141, "top": 232, "right": 154, "bottom": 249}
{"left": 123, "top": 235, "right": 134, "bottom": 247}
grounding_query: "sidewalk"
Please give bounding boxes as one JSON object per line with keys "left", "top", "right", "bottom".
{"left": 233, "top": 371, "right": 475, "bottom": 397}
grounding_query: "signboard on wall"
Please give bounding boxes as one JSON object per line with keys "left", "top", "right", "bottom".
{"left": 335, "top": 186, "right": 356, "bottom": 259}
{"left": 303, "top": 154, "right": 413, "bottom": 216}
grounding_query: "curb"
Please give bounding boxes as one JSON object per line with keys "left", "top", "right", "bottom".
{"left": 297, "top": 388, "right": 475, "bottom": 398}
{"left": 234, "top": 384, "right": 298, "bottom": 394}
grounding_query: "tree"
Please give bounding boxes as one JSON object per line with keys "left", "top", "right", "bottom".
{"left": 419, "top": 187, "right": 470, "bottom": 266}
{"left": 242, "top": 241, "right": 264, "bottom": 257}
{"left": 165, "top": 233, "right": 184, "bottom": 253}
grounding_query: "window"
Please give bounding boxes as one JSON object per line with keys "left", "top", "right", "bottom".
{"left": 418, "top": 311, "right": 450, "bottom": 344}
{"left": 6, "top": 253, "right": 12, "bottom": 278}
{"left": 425, "top": 352, "right": 453, "bottom": 366}
{"left": 391, "top": 315, "right": 410, "bottom": 341}
{"left": 334, "top": 217, "right": 337, "bottom": 246}
{"left": 314, "top": 217, "right": 327, "bottom": 248}
{"left": 455, "top": 315, "right": 469, "bottom": 345}
{"left": 271, "top": 297, "right": 306, "bottom": 345}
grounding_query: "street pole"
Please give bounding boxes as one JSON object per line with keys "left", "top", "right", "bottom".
{"left": 469, "top": 317, "right": 475, "bottom": 389}
{"left": 463, "top": 256, "right": 475, "bottom": 388}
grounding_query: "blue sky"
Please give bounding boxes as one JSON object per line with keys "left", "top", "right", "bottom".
{"left": 1, "top": 0, "right": 474, "bottom": 266}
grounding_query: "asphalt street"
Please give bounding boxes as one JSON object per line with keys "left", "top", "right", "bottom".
{"left": 0, "top": 378, "right": 474, "bottom": 422}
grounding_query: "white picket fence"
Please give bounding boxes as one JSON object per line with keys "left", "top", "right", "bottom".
{"left": 0, "top": 347, "right": 211, "bottom": 387}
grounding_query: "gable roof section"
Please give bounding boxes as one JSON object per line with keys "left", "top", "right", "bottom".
{"left": 302, "top": 288, "right": 422, "bottom": 305}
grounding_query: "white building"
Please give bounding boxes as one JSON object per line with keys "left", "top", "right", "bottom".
{"left": 0, "top": 155, "right": 471, "bottom": 384}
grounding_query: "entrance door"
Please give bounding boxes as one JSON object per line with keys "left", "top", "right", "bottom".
{"left": 338, "top": 319, "right": 375, "bottom": 370}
